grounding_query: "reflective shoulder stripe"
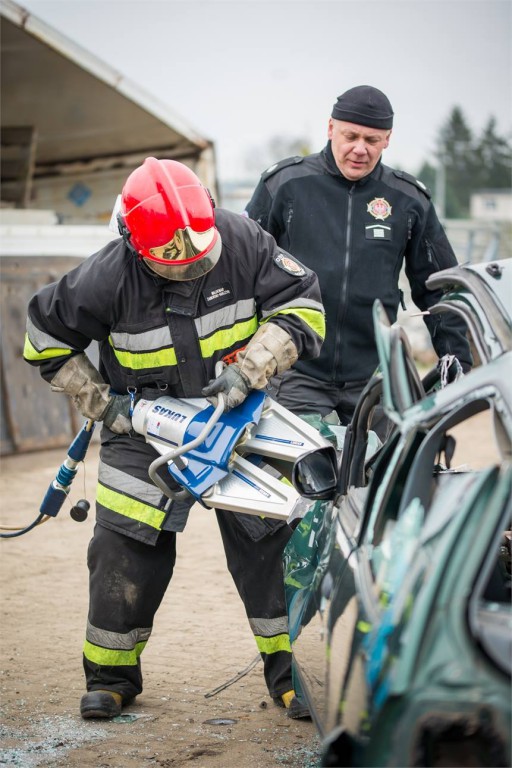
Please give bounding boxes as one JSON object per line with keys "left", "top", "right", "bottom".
{"left": 261, "top": 297, "right": 324, "bottom": 317}
{"left": 254, "top": 633, "right": 292, "bottom": 655}
{"left": 96, "top": 482, "right": 166, "bottom": 530}
{"left": 83, "top": 639, "right": 147, "bottom": 667}
{"left": 23, "top": 333, "right": 72, "bottom": 362}
{"left": 264, "top": 305, "right": 326, "bottom": 340}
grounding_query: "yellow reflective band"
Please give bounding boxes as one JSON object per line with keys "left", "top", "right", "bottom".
{"left": 254, "top": 633, "right": 292, "bottom": 655}
{"left": 265, "top": 308, "right": 326, "bottom": 340}
{"left": 23, "top": 334, "right": 72, "bottom": 362}
{"left": 110, "top": 338, "right": 177, "bottom": 371}
{"left": 83, "top": 639, "right": 147, "bottom": 666}
{"left": 199, "top": 317, "right": 259, "bottom": 359}
{"left": 109, "top": 316, "right": 259, "bottom": 370}
{"left": 96, "top": 482, "right": 166, "bottom": 530}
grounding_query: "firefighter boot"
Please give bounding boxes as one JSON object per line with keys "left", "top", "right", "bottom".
{"left": 275, "top": 689, "right": 311, "bottom": 720}
{"left": 80, "top": 690, "right": 123, "bottom": 719}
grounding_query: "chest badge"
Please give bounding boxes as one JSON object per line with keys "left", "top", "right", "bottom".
{"left": 367, "top": 197, "right": 392, "bottom": 221}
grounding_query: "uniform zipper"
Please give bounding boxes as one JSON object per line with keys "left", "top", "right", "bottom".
{"left": 333, "top": 185, "right": 355, "bottom": 377}
{"left": 407, "top": 214, "right": 413, "bottom": 240}
{"left": 425, "top": 238, "right": 441, "bottom": 270}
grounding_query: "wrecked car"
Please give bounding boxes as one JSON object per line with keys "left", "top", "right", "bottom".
{"left": 285, "top": 259, "right": 512, "bottom": 767}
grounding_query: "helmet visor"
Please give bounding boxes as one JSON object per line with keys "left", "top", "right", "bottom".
{"left": 148, "top": 225, "right": 217, "bottom": 266}
{"left": 143, "top": 228, "right": 222, "bottom": 281}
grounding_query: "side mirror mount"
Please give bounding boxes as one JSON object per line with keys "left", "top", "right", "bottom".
{"left": 292, "top": 445, "right": 338, "bottom": 500}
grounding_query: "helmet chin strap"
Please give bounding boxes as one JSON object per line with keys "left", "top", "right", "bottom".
{"left": 117, "top": 213, "right": 143, "bottom": 260}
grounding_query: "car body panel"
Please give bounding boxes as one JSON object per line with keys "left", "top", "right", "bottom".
{"left": 284, "top": 259, "right": 512, "bottom": 766}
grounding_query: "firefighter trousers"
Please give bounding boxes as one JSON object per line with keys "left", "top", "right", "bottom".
{"left": 83, "top": 516, "right": 294, "bottom": 702}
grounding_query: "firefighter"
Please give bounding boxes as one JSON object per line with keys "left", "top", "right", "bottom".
{"left": 24, "top": 158, "right": 325, "bottom": 720}
{"left": 244, "top": 85, "right": 472, "bottom": 436}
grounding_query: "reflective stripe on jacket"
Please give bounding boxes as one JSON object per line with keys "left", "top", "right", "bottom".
{"left": 24, "top": 208, "right": 325, "bottom": 397}
{"left": 24, "top": 208, "right": 325, "bottom": 541}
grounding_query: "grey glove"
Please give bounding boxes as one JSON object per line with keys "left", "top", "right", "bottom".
{"left": 202, "top": 324, "right": 298, "bottom": 411}
{"left": 202, "top": 364, "right": 251, "bottom": 411}
{"left": 101, "top": 394, "right": 133, "bottom": 434}
{"left": 50, "top": 353, "right": 132, "bottom": 433}
{"left": 237, "top": 323, "right": 298, "bottom": 388}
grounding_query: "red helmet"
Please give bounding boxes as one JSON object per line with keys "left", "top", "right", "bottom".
{"left": 118, "top": 157, "right": 221, "bottom": 280}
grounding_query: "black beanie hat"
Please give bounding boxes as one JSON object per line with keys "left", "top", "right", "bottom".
{"left": 331, "top": 85, "right": 394, "bottom": 129}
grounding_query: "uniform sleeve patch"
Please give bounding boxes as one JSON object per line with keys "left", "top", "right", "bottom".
{"left": 274, "top": 253, "right": 306, "bottom": 276}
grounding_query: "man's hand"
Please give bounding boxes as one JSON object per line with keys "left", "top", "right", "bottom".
{"left": 101, "top": 394, "right": 133, "bottom": 434}
{"left": 202, "top": 364, "right": 251, "bottom": 411}
{"left": 50, "top": 354, "right": 133, "bottom": 433}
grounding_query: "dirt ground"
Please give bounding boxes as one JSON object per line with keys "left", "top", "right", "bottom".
{"left": 0, "top": 411, "right": 498, "bottom": 768}
{"left": 0, "top": 443, "right": 320, "bottom": 768}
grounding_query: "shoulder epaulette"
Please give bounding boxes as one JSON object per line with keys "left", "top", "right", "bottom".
{"left": 392, "top": 169, "right": 432, "bottom": 198}
{"left": 261, "top": 156, "right": 304, "bottom": 180}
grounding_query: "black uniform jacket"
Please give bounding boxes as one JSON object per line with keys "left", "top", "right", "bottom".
{"left": 245, "top": 142, "right": 471, "bottom": 383}
{"left": 24, "top": 208, "right": 325, "bottom": 396}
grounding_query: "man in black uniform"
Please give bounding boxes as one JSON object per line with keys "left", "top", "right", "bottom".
{"left": 245, "top": 85, "right": 472, "bottom": 432}
{"left": 24, "top": 158, "right": 325, "bottom": 720}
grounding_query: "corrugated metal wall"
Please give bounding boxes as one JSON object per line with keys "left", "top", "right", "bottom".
{"left": 1, "top": 255, "right": 93, "bottom": 455}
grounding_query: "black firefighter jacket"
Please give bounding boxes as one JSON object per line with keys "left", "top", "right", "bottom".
{"left": 24, "top": 208, "right": 325, "bottom": 395}
{"left": 23, "top": 209, "right": 325, "bottom": 543}
{"left": 245, "top": 142, "right": 472, "bottom": 384}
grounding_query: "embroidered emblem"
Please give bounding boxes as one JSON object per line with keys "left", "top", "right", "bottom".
{"left": 203, "top": 282, "right": 233, "bottom": 306}
{"left": 274, "top": 253, "right": 306, "bottom": 276}
{"left": 367, "top": 197, "right": 392, "bottom": 221}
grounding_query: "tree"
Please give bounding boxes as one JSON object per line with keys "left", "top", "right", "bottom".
{"left": 427, "top": 108, "right": 512, "bottom": 219}
{"left": 417, "top": 160, "right": 463, "bottom": 219}
{"left": 435, "top": 107, "right": 476, "bottom": 218}
{"left": 416, "top": 161, "right": 436, "bottom": 190}
{"left": 473, "top": 117, "right": 512, "bottom": 190}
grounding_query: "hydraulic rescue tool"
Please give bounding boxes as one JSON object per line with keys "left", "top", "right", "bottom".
{"left": 131, "top": 390, "right": 337, "bottom": 523}
{"left": 2, "top": 388, "right": 337, "bottom": 538}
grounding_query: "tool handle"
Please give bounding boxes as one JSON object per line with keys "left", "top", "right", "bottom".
{"left": 148, "top": 393, "right": 226, "bottom": 500}
{"left": 39, "top": 420, "right": 95, "bottom": 517}
{"left": 67, "top": 420, "right": 95, "bottom": 461}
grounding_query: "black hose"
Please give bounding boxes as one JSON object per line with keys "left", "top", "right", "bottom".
{"left": 0, "top": 514, "right": 49, "bottom": 539}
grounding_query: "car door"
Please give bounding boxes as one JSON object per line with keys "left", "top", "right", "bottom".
{"left": 286, "top": 300, "right": 423, "bottom": 734}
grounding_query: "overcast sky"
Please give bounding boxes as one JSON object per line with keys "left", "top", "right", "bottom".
{"left": 16, "top": 0, "right": 512, "bottom": 182}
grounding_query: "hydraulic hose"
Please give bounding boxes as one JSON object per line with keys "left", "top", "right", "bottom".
{"left": 0, "top": 419, "right": 95, "bottom": 539}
